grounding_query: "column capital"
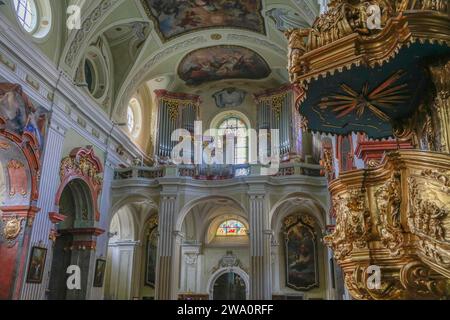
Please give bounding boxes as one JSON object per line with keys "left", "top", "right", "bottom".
{"left": 248, "top": 194, "right": 266, "bottom": 200}
{"left": 161, "top": 194, "right": 177, "bottom": 201}
{"left": 48, "top": 117, "right": 68, "bottom": 137}
{"left": 48, "top": 109, "right": 70, "bottom": 135}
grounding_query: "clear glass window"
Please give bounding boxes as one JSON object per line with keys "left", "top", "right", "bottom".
{"left": 13, "top": 0, "right": 37, "bottom": 33}
{"left": 217, "top": 117, "right": 248, "bottom": 165}
{"left": 127, "top": 106, "right": 135, "bottom": 133}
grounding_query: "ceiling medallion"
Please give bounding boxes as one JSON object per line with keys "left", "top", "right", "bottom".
{"left": 319, "top": 70, "right": 409, "bottom": 122}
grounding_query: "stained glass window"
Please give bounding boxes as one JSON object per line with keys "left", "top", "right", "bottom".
{"left": 216, "top": 220, "right": 247, "bottom": 236}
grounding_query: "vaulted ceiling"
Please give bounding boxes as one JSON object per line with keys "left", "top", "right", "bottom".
{"left": 2, "top": 0, "right": 321, "bottom": 122}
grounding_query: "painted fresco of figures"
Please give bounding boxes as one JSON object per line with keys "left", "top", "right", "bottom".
{"left": 284, "top": 215, "right": 319, "bottom": 291}
{"left": 143, "top": 0, "right": 265, "bottom": 40}
{"left": 0, "top": 83, "right": 48, "bottom": 147}
{"left": 178, "top": 46, "right": 271, "bottom": 86}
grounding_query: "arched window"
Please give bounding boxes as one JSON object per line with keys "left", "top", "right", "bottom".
{"left": 127, "top": 105, "right": 135, "bottom": 133}
{"left": 13, "top": 0, "right": 37, "bottom": 33}
{"left": 126, "top": 98, "right": 142, "bottom": 138}
{"left": 13, "top": 0, "right": 52, "bottom": 38}
{"left": 216, "top": 220, "right": 247, "bottom": 236}
{"left": 217, "top": 117, "right": 248, "bottom": 165}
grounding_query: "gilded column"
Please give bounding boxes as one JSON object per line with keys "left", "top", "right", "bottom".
{"left": 248, "top": 192, "right": 272, "bottom": 300}
{"left": 20, "top": 113, "right": 68, "bottom": 300}
{"left": 155, "top": 194, "right": 177, "bottom": 300}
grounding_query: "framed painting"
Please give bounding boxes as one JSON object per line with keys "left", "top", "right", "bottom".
{"left": 284, "top": 214, "right": 319, "bottom": 291}
{"left": 26, "top": 246, "right": 47, "bottom": 284}
{"left": 145, "top": 227, "right": 158, "bottom": 287}
{"left": 93, "top": 258, "right": 106, "bottom": 287}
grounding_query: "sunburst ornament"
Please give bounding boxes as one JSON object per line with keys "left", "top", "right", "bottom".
{"left": 319, "top": 70, "right": 410, "bottom": 122}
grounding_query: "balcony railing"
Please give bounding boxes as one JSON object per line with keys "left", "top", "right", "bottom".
{"left": 114, "top": 162, "right": 323, "bottom": 181}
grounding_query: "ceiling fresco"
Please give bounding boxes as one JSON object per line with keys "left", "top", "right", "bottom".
{"left": 178, "top": 45, "right": 271, "bottom": 86}
{"left": 141, "top": 0, "right": 266, "bottom": 41}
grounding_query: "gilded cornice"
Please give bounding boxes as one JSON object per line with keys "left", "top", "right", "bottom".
{"left": 287, "top": 1, "right": 450, "bottom": 86}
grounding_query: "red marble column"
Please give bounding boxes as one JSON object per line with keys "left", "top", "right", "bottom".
{"left": 0, "top": 206, "right": 40, "bottom": 300}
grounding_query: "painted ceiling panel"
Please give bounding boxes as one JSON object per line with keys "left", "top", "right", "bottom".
{"left": 141, "top": 0, "right": 266, "bottom": 41}
{"left": 178, "top": 45, "right": 271, "bottom": 86}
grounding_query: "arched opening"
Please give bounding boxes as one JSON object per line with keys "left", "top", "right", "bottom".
{"left": 269, "top": 194, "right": 332, "bottom": 300}
{"left": 104, "top": 201, "right": 158, "bottom": 300}
{"left": 104, "top": 205, "right": 136, "bottom": 300}
{"left": 48, "top": 179, "right": 94, "bottom": 300}
{"left": 141, "top": 215, "right": 158, "bottom": 299}
{"left": 176, "top": 196, "right": 249, "bottom": 300}
{"left": 212, "top": 271, "right": 247, "bottom": 300}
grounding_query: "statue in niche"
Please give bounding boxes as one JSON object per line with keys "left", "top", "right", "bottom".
{"left": 212, "top": 88, "right": 247, "bottom": 108}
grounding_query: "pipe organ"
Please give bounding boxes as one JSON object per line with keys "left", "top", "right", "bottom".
{"left": 154, "top": 90, "right": 200, "bottom": 162}
{"left": 254, "top": 85, "right": 303, "bottom": 160}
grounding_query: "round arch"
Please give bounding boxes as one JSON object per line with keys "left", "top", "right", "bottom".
{"left": 110, "top": 193, "right": 158, "bottom": 220}
{"left": 58, "top": 178, "right": 94, "bottom": 224}
{"left": 109, "top": 205, "right": 137, "bottom": 242}
{"left": 207, "top": 267, "right": 250, "bottom": 300}
{"left": 269, "top": 192, "right": 328, "bottom": 233}
{"left": 62, "top": 16, "right": 149, "bottom": 78}
{"left": 175, "top": 195, "right": 248, "bottom": 232}
{"left": 209, "top": 110, "right": 253, "bottom": 131}
{"left": 56, "top": 147, "right": 103, "bottom": 221}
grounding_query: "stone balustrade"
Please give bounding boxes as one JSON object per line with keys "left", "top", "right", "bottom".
{"left": 113, "top": 162, "right": 323, "bottom": 181}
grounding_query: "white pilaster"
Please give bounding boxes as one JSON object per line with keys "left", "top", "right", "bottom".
{"left": 155, "top": 195, "right": 177, "bottom": 300}
{"left": 89, "top": 156, "right": 117, "bottom": 300}
{"left": 21, "top": 114, "right": 67, "bottom": 300}
{"left": 180, "top": 244, "right": 202, "bottom": 293}
{"left": 248, "top": 192, "right": 272, "bottom": 300}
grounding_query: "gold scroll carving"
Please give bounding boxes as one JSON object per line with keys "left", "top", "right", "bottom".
{"left": 325, "top": 150, "right": 450, "bottom": 299}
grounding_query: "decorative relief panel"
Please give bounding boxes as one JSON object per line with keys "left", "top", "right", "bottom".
{"left": 325, "top": 150, "right": 450, "bottom": 299}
